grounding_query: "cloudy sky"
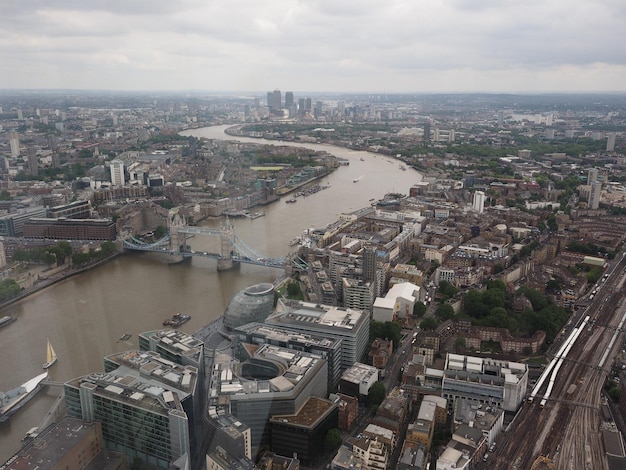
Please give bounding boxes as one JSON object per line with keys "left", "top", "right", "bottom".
{"left": 1, "top": 0, "right": 625, "bottom": 93}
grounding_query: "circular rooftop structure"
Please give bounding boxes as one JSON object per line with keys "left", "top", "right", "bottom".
{"left": 223, "top": 283, "right": 275, "bottom": 330}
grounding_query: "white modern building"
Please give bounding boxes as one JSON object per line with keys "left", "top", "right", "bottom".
{"left": 372, "top": 282, "right": 420, "bottom": 322}
{"left": 109, "top": 159, "right": 125, "bottom": 186}
{"left": 472, "top": 191, "right": 486, "bottom": 214}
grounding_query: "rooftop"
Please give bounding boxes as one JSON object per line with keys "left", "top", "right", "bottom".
{"left": 272, "top": 299, "right": 367, "bottom": 333}
{"left": 4, "top": 417, "right": 102, "bottom": 469}
{"left": 341, "top": 362, "right": 378, "bottom": 384}
{"left": 270, "top": 396, "right": 336, "bottom": 428}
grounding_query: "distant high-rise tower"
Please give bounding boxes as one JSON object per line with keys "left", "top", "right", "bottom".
{"left": 267, "top": 90, "right": 282, "bottom": 109}
{"left": 588, "top": 168, "right": 599, "bottom": 185}
{"left": 423, "top": 121, "right": 431, "bottom": 143}
{"left": 27, "top": 147, "right": 38, "bottom": 176}
{"left": 9, "top": 132, "right": 20, "bottom": 156}
{"left": 607, "top": 133, "right": 616, "bottom": 152}
{"left": 285, "top": 91, "right": 294, "bottom": 108}
{"left": 588, "top": 182, "right": 602, "bottom": 209}
{"left": 472, "top": 190, "right": 485, "bottom": 214}
{"left": 362, "top": 247, "right": 377, "bottom": 284}
{"left": 16, "top": 108, "right": 23, "bottom": 120}
{"left": 314, "top": 101, "right": 323, "bottom": 119}
{"left": 497, "top": 111, "right": 504, "bottom": 127}
{"left": 109, "top": 159, "right": 125, "bottom": 186}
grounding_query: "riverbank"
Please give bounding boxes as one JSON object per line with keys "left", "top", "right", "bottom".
{"left": 0, "top": 253, "right": 121, "bottom": 314}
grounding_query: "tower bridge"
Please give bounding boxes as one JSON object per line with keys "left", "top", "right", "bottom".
{"left": 122, "top": 215, "right": 301, "bottom": 271}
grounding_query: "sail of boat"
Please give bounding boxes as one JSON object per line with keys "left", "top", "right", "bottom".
{"left": 42, "top": 339, "right": 57, "bottom": 369}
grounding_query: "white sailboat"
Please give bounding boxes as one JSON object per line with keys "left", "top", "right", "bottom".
{"left": 42, "top": 339, "right": 57, "bottom": 369}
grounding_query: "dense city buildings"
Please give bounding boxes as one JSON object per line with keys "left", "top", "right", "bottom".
{"left": 2, "top": 91, "right": 626, "bottom": 469}
{"left": 64, "top": 349, "right": 199, "bottom": 468}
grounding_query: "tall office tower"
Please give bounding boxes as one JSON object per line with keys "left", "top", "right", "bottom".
{"left": 337, "top": 101, "right": 345, "bottom": 118}
{"left": 497, "top": 111, "right": 504, "bottom": 127}
{"left": 284, "top": 91, "right": 294, "bottom": 108}
{"left": 607, "top": 133, "right": 616, "bottom": 152}
{"left": 109, "top": 159, "right": 125, "bottom": 186}
{"left": 588, "top": 168, "right": 599, "bottom": 185}
{"left": 9, "top": 132, "right": 20, "bottom": 156}
{"left": 472, "top": 190, "right": 486, "bottom": 214}
{"left": 545, "top": 113, "right": 554, "bottom": 126}
{"left": 314, "top": 101, "right": 323, "bottom": 119}
{"left": 449, "top": 129, "right": 456, "bottom": 142}
{"left": 27, "top": 147, "right": 38, "bottom": 176}
{"left": 588, "top": 182, "right": 602, "bottom": 209}
{"left": 423, "top": 121, "right": 431, "bottom": 143}
{"left": 362, "top": 247, "right": 377, "bottom": 283}
{"left": 16, "top": 108, "right": 23, "bottom": 120}
{"left": 305, "top": 97, "right": 312, "bottom": 111}
{"left": 298, "top": 97, "right": 306, "bottom": 111}
{"left": 266, "top": 90, "right": 282, "bottom": 109}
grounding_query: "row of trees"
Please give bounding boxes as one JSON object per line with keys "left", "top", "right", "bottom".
{"left": 0, "top": 278, "right": 21, "bottom": 303}
{"left": 369, "top": 320, "right": 402, "bottom": 350}
{"left": 13, "top": 241, "right": 73, "bottom": 265}
{"left": 464, "top": 281, "right": 569, "bottom": 343}
{"left": 13, "top": 240, "right": 118, "bottom": 268}
{"left": 418, "top": 279, "right": 570, "bottom": 344}
{"left": 71, "top": 241, "right": 117, "bottom": 266}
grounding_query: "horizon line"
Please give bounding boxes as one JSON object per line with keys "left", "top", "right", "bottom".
{"left": 1, "top": 88, "right": 626, "bottom": 96}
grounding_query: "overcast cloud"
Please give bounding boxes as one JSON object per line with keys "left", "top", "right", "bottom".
{"left": 1, "top": 0, "right": 625, "bottom": 92}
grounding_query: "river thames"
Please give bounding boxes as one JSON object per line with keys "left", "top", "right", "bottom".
{"left": 0, "top": 125, "right": 422, "bottom": 461}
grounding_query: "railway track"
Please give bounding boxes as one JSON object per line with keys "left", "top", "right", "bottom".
{"left": 491, "top": 254, "right": 626, "bottom": 470}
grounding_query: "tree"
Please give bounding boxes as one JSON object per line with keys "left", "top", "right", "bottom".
{"left": 155, "top": 225, "right": 167, "bottom": 239}
{"left": 438, "top": 281, "right": 457, "bottom": 300}
{"left": 286, "top": 282, "right": 302, "bottom": 299}
{"left": 413, "top": 301, "right": 427, "bottom": 317}
{"left": 464, "top": 289, "right": 487, "bottom": 318}
{"left": 369, "top": 321, "right": 402, "bottom": 348}
{"left": 324, "top": 428, "right": 342, "bottom": 453}
{"left": 420, "top": 317, "right": 439, "bottom": 330}
{"left": 546, "top": 279, "right": 561, "bottom": 292}
{"left": 367, "top": 382, "right": 386, "bottom": 406}
{"left": 57, "top": 241, "right": 73, "bottom": 259}
{"left": 100, "top": 241, "right": 116, "bottom": 256}
{"left": 71, "top": 252, "right": 91, "bottom": 266}
{"left": 47, "top": 246, "right": 66, "bottom": 264}
{"left": 0, "top": 279, "right": 21, "bottom": 302}
{"left": 435, "top": 304, "right": 455, "bottom": 321}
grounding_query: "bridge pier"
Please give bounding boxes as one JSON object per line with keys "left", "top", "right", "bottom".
{"left": 217, "top": 258, "right": 239, "bottom": 271}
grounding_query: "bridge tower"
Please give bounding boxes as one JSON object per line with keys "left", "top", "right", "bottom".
{"left": 167, "top": 213, "right": 185, "bottom": 263}
{"left": 217, "top": 220, "right": 238, "bottom": 271}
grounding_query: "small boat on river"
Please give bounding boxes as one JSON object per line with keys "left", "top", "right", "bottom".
{"left": 42, "top": 339, "right": 57, "bottom": 369}
{"left": 163, "top": 313, "right": 191, "bottom": 327}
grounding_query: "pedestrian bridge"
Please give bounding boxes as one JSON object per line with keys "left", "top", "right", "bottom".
{"left": 122, "top": 217, "right": 307, "bottom": 271}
